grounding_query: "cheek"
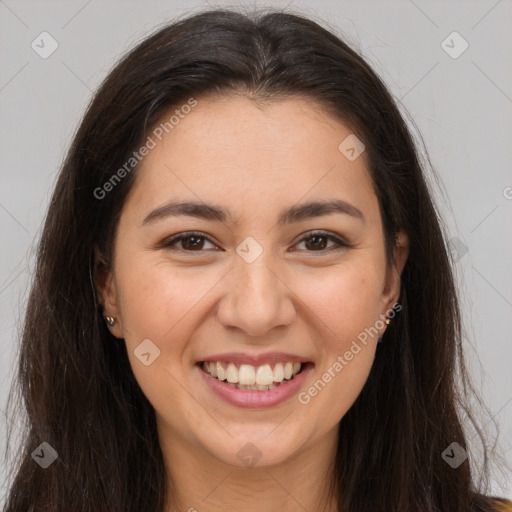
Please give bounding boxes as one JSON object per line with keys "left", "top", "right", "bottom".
{"left": 292, "top": 260, "right": 381, "bottom": 418}
{"left": 299, "top": 343, "right": 375, "bottom": 430}
{"left": 114, "top": 258, "right": 209, "bottom": 417}
{"left": 296, "top": 259, "right": 383, "bottom": 347}
{"left": 115, "top": 252, "right": 213, "bottom": 346}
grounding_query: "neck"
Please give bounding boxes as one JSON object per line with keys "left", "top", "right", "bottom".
{"left": 159, "top": 425, "right": 339, "bottom": 512}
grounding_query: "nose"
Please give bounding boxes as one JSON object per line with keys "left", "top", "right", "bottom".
{"left": 215, "top": 253, "right": 296, "bottom": 338}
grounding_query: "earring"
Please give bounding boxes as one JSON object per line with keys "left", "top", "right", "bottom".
{"left": 104, "top": 316, "right": 116, "bottom": 326}
{"left": 378, "top": 316, "right": 391, "bottom": 343}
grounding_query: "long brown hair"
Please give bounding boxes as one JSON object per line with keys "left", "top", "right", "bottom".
{"left": 3, "top": 7, "right": 506, "bottom": 511}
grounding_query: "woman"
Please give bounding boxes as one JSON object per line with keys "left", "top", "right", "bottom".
{"left": 3, "top": 8, "right": 510, "bottom": 512}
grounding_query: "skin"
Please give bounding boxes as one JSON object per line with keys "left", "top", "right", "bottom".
{"left": 95, "top": 94, "right": 409, "bottom": 512}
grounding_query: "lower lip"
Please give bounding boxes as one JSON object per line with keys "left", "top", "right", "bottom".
{"left": 196, "top": 363, "right": 314, "bottom": 409}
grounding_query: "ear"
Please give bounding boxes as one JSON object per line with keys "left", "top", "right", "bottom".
{"left": 93, "top": 244, "right": 124, "bottom": 338}
{"left": 380, "top": 230, "right": 409, "bottom": 315}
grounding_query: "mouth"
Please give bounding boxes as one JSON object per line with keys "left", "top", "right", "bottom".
{"left": 196, "top": 360, "right": 312, "bottom": 391}
{"left": 196, "top": 359, "right": 314, "bottom": 408}
{"left": 197, "top": 361, "right": 310, "bottom": 391}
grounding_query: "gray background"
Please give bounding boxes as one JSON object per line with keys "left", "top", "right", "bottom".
{"left": 1, "top": 0, "right": 511, "bottom": 503}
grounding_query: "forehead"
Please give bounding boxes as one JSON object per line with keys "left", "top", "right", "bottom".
{"left": 124, "top": 94, "right": 378, "bottom": 225}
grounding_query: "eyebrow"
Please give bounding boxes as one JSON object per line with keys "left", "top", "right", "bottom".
{"left": 141, "top": 199, "right": 365, "bottom": 227}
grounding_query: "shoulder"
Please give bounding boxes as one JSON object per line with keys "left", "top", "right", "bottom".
{"left": 488, "top": 497, "right": 512, "bottom": 511}
{"left": 470, "top": 495, "right": 512, "bottom": 512}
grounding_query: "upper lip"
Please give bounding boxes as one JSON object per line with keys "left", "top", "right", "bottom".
{"left": 197, "top": 352, "right": 311, "bottom": 366}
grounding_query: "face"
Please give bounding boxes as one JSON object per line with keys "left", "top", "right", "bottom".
{"left": 95, "top": 94, "right": 408, "bottom": 469}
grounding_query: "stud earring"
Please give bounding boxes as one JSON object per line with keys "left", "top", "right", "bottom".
{"left": 104, "top": 316, "right": 116, "bottom": 326}
{"left": 378, "top": 316, "right": 391, "bottom": 343}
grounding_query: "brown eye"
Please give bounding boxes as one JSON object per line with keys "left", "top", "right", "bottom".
{"left": 181, "top": 235, "right": 205, "bottom": 250}
{"left": 304, "top": 234, "right": 329, "bottom": 250}
{"left": 161, "top": 232, "right": 218, "bottom": 252}
{"left": 294, "top": 231, "right": 349, "bottom": 253}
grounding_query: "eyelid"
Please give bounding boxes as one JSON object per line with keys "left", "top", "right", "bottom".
{"left": 160, "top": 229, "right": 350, "bottom": 253}
{"left": 291, "top": 230, "right": 350, "bottom": 252}
{"left": 160, "top": 230, "right": 220, "bottom": 252}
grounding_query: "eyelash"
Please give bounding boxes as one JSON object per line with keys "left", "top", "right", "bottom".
{"left": 160, "top": 230, "right": 350, "bottom": 254}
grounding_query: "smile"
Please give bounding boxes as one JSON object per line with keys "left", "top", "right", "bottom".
{"left": 196, "top": 360, "right": 313, "bottom": 408}
{"left": 199, "top": 361, "right": 303, "bottom": 391}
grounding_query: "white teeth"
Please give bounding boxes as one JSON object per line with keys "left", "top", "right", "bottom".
{"left": 226, "top": 363, "right": 238, "bottom": 383}
{"left": 239, "top": 364, "right": 256, "bottom": 385}
{"left": 201, "top": 360, "right": 304, "bottom": 388}
{"left": 273, "top": 362, "right": 284, "bottom": 382}
{"left": 255, "top": 364, "right": 274, "bottom": 385}
{"left": 216, "top": 362, "right": 226, "bottom": 381}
